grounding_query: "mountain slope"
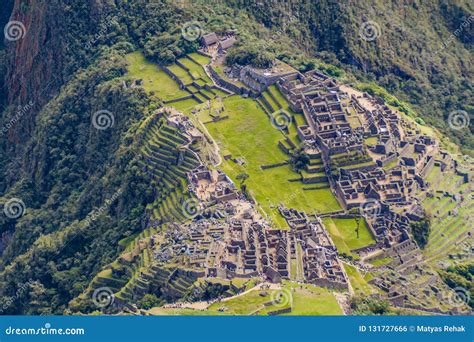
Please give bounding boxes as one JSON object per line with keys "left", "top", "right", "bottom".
{"left": 0, "top": 0, "right": 471, "bottom": 314}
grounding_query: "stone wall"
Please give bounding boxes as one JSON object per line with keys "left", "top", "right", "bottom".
{"left": 310, "top": 278, "right": 348, "bottom": 291}
{"left": 208, "top": 65, "right": 246, "bottom": 95}
{"left": 162, "top": 65, "right": 184, "bottom": 88}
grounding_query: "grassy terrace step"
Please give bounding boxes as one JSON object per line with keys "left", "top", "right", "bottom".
{"left": 158, "top": 124, "right": 181, "bottom": 136}
{"left": 425, "top": 217, "right": 465, "bottom": 251}
{"left": 145, "top": 151, "right": 178, "bottom": 166}
{"left": 187, "top": 85, "right": 199, "bottom": 93}
{"left": 188, "top": 52, "right": 211, "bottom": 65}
{"left": 429, "top": 215, "right": 459, "bottom": 239}
{"left": 308, "top": 158, "right": 323, "bottom": 166}
{"left": 425, "top": 228, "right": 469, "bottom": 261}
{"left": 144, "top": 140, "right": 177, "bottom": 155}
{"left": 178, "top": 57, "right": 211, "bottom": 83}
{"left": 125, "top": 52, "right": 189, "bottom": 101}
{"left": 159, "top": 130, "right": 188, "bottom": 146}
{"left": 262, "top": 90, "right": 281, "bottom": 110}
{"left": 159, "top": 125, "right": 187, "bottom": 138}
{"left": 199, "top": 88, "right": 216, "bottom": 99}
{"left": 278, "top": 139, "right": 293, "bottom": 153}
{"left": 302, "top": 182, "right": 330, "bottom": 190}
{"left": 268, "top": 85, "right": 289, "bottom": 107}
{"left": 147, "top": 140, "right": 176, "bottom": 154}
{"left": 212, "top": 87, "right": 229, "bottom": 97}
{"left": 194, "top": 79, "right": 207, "bottom": 87}
{"left": 301, "top": 170, "right": 327, "bottom": 180}
{"left": 259, "top": 94, "right": 275, "bottom": 113}
{"left": 143, "top": 147, "right": 177, "bottom": 161}
{"left": 142, "top": 157, "right": 171, "bottom": 172}
{"left": 306, "top": 166, "right": 325, "bottom": 174}
{"left": 194, "top": 92, "right": 207, "bottom": 103}
{"left": 197, "top": 90, "right": 211, "bottom": 101}
{"left": 256, "top": 98, "right": 272, "bottom": 115}
{"left": 169, "top": 279, "right": 191, "bottom": 293}
{"left": 156, "top": 135, "right": 181, "bottom": 148}
{"left": 168, "top": 64, "right": 193, "bottom": 85}
{"left": 340, "top": 161, "right": 375, "bottom": 170}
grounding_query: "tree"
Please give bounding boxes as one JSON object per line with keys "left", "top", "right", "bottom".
{"left": 236, "top": 172, "right": 249, "bottom": 195}
{"left": 411, "top": 217, "right": 431, "bottom": 248}
{"left": 350, "top": 296, "right": 391, "bottom": 315}
{"left": 236, "top": 173, "right": 249, "bottom": 185}
{"left": 137, "top": 294, "right": 161, "bottom": 310}
{"left": 290, "top": 148, "right": 310, "bottom": 172}
{"left": 226, "top": 43, "right": 274, "bottom": 68}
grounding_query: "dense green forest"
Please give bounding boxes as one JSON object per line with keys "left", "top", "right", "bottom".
{"left": 0, "top": 0, "right": 471, "bottom": 314}
{"left": 439, "top": 262, "right": 474, "bottom": 309}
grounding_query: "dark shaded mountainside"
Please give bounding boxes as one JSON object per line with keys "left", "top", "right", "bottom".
{"left": 0, "top": 0, "right": 471, "bottom": 314}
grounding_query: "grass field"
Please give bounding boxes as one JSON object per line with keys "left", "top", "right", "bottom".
{"left": 125, "top": 51, "right": 189, "bottom": 101}
{"left": 368, "top": 257, "right": 393, "bottom": 267}
{"left": 322, "top": 218, "right": 375, "bottom": 256}
{"left": 178, "top": 57, "right": 212, "bottom": 83}
{"left": 151, "top": 281, "right": 343, "bottom": 316}
{"left": 168, "top": 64, "right": 194, "bottom": 85}
{"left": 343, "top": 263, "right": 376, "bottom": 295}
{"left": 364, "top": 136, "right": 378, "bottom": 146}
{"left": 279, "top": 282, "right": 343, "bottom": 315}
{"left": 172, "top": 98, "right": 202, "bottom": 115}
{"left": 205, "top": 96, "right": 341, "bottom": 227}
{"left": 188, "top": 52, "right": 211, "bottom": 65}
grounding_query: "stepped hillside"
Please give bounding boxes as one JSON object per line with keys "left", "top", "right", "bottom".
{"left": 0, "top": 0, "right": 471, "bottom": 314}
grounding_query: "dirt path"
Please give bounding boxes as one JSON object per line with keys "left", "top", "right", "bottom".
{"left": 161, "top": 282, "right": 280, "bottom": 311}
{"left": 195, "top": 111, "right": 222, "bottom": 167}
{"left": 221, "top": 282, "right": 281, "bottom": 303}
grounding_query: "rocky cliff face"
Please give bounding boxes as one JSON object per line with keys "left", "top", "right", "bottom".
{"left": 2, "top": 0, "right": 111, "bottom": 139}
{"left": 0, "top": 0, "right": 117, "bottom": 192}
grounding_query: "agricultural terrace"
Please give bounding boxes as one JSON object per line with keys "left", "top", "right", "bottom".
{"left": 343, "top": 263, "right": 377, "bottom": 296}
{"left": 126, "top": 52, "right": 189, "bottom": 101}
{"left": 421, "top": 163, "right": 473, "bottom": 264}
